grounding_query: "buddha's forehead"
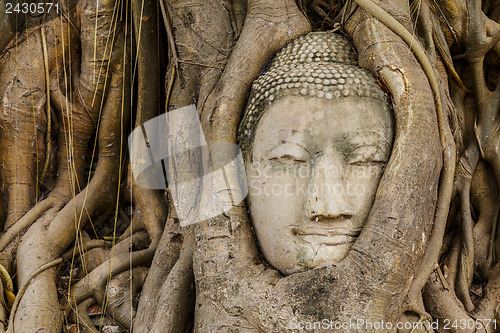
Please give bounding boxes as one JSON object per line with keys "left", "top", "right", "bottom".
{"left": 259, "top": 96, "right": 391, "bottom": 130}
{"left": 253, "top": 96, "right": 393, "bottom": 152}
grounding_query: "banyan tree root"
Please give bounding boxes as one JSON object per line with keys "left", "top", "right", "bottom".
{"left": 0, "top": 12, "right": 77, "bottom": 231}
{"left": 105, "top": 267, "right": 149, "bottom": 329}
{"left": 12, "top": 18, "right": 130, "bottom": 330}
{"left": 0, "top": 0, "right": 130, "bottom": 330}
{"left": 148, "top": 227, "right": 195, "bottom": 333}
{"left": 0, "top": 0, "right": 120, "bottom": 275}
{"left": 191, "top": 0, "right": 443, "bottom": 331}
{"left": 133, "top": 0, "right": 247, "bottom": 330}
{"left": 66, "top": 232, "right": 151, "bottom": 306}
{"left": 0, "top": 6, "right": 79, "bottom": 324}
{"left": 72, "top": 298, "right": 99, "bottom": 333}
{"left": 461, "top": 0, "right": 500, "bottom": 185}
{"left": 132, "top": 210, "right": 183, "bottom": 332}
{"left": 420, "top": 0, "right": 500, "bottom": 328}
{"left": 470, "top": 161, "right": 499, "bottom": 279}
{"left": 200, "top": 0, "right": 311, "bottom": 143}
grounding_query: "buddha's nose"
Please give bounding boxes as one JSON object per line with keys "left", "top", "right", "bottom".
{"left": 305, "top": 155, "right": 354, "bottom": 221}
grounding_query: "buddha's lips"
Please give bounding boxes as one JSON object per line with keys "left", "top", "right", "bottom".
{"left": 291, "top": 227, "right": 360, "bottom": 246}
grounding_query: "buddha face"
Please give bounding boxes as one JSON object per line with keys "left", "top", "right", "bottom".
{"left": 245, "top": 96, "right": 393, "bottom": 275}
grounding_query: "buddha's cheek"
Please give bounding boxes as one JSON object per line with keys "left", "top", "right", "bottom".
{"left": 347, "top": 166, "right": 385, "bottom": 227}
{"left": 246, "top": 166, "right": 308, "bottom": 272}
{"left": 247, "top": 165, "right": 306, "bottom": 226}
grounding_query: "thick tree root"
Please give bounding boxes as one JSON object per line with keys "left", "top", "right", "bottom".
{"left": 105, "top": 267, "right": 149, "bottom": 329}
{"left": 149, "top": 229, "right": 194, "bottom": 333}
{"left": 12, "top": 42, "right": 129, "bottom": 331}
{"left": 350, "top": 1, "right": 456, "bottom": 318}
{"left": 7, "top": 258, "right": 63, "bottom": 333}
{"left": 132, "top": 213, "right": 182, "bottom": 332}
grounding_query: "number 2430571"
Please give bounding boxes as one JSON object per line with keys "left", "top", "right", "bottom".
{"left": 5, "top": 2, "right": 59, "bottom": 14}
{"left": 442, "top": 319, "right": 497, "bottom": 330}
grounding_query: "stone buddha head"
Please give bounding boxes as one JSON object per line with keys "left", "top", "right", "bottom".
{"left": 238, "top": 32, "right": 394, "bottom": 275}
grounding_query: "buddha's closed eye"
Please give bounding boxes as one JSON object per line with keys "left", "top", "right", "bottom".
{"left": 347, "top": 145, "right": 389, "bottom": 165}
{"left": 267, "top": 143, "right": 309, "bottom": 162}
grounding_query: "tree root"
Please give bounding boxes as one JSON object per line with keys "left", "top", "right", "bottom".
{"left": 62, "top": 232, "right": 148, "bottom": 315}
{"left": 149, "top": 229, "right": 194, "bottom": 333}
{"left": 455, "top": 143, "right": 481, "bottom": 312}
{"left": 62, "top": 239, "right": 113, "bottom": 262}
{"left": 74, "top": 298, "right": 99, "bottom": 333}
{"left": 7, "top": 258, "right": 62, "bottom": 333}
{"left": 0, "top": 197, "right": 64, "bottom": 276}
{"left": 201, "top": 0, "right": 311, "bottom": 143}
{"left": 423, "top": 270, "right": 486, "bottom": 333}
{"left": 349, "top": 0, "right": 456, "bottom": 319}
{"left": 40, "top": 22, "right": 52, "bottom": 184}
{"left": 424, "top": 261, "right": 500, "bottom": 332}
{"left": 68, "top": 232, "right": 158, "bottom": 307}
{"left": 105, "top": 267, "right": 149, "bottom": 329}
{"left": 132, "top": 213, "right": 182, "bottom": 332}
{"left": 443, "top": 232, "right": 461, "bottom": 290}
{"left": 12, "top": 36, "right": 130, "bottom": 330}
{"left": 473, "top": 262, "right": 500, "bottom": 322}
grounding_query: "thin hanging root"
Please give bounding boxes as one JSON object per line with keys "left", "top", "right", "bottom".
{"left": 159, "top": 0, "right": 178, "bottom": 68}
{"left": 40, "top": 21, "right": 52, "bottom": 183}
{"left": 352, "top": 0, "right": 456, "bottom": 315}
{"left": 468, "top": 161, "right": 499, "bottom": 278}
{"left": 409, "top": 317, "right": 427, "bottom": 333}
{"left": 6, "top": 258, "right": 62, "bottom": 333}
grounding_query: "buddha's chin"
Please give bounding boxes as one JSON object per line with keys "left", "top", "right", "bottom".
{"left": 281, "top": 242, "right": 352, "bottom": 275}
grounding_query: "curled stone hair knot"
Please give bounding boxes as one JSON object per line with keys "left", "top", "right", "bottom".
{"left": 238, "top": 32, "right": 390, "bottom": 153}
